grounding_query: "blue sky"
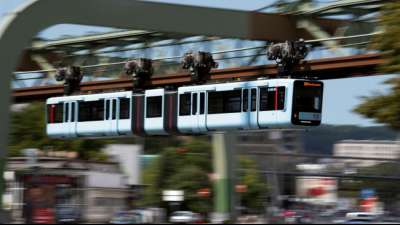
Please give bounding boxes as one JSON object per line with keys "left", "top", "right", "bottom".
{"left": 0, "top": 0, "right": 394, "bottom": 126}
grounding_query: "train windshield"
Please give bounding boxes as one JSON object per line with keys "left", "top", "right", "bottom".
{"left": 292, "top": 81, "right": 323, "bottom": 126}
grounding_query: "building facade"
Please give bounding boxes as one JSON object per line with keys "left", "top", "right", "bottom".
{"left": 334, "top": 140, "right": 400, "bottom": 167}
{"left": 5, "top": 157, "right": 133, "bottom": 223}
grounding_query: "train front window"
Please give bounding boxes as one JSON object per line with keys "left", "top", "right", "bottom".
{"left": 292, "top": 81, "right": 323, "bottom": 125}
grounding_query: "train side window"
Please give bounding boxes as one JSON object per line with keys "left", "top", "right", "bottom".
{"left": 47, "top": 103, "right": 63, "bottom": 124}
{"left": 65, "top": 104, "right": 69, "bottom": 122}
{"left": 105, "top": 100, "right": 110, "bottom": 120}
{"left": 259, "top": 87, "right": 269, "bottom": 111}
{"left": 277, "top": 87, "right": 286, "bottom": 110}
{"left": 251, "top": 89, "right": 257, "bottom": 112}
{"left": 200, "top": 93, "right": 205, "bottom": 115}
{"left": 260, "top": 86, "right": 286, "bottom": 111}
{"left": 120, "top": 98, "right": 131, "bottom": 119}
{"left": 112, "top": 100, "right": 117, "bottom": 120}
{"left": 71, "top": 103, "right": 76, "bottom": 122}
{"left": 225, "top": 90, "right": 241, "bottom": 113}
{"left": 242, "top": 89, "right": 249, "bottom": 112}
{"left": 208, "top": 92, "right": 223, "bottom": 114}
{"left": 179, "top": 93, "right": 191, "bottom": 116}
{"left": 78, "top": 101, "right": 105, "bottom": 122}
{"left": 146, "top": 96, "right": 162, "bottom": 118}
{"left": 208, "top": 90, "right": 242, "bottom": 114}
{"left": 192, "top": 93, "right": 198, "bottom": 115}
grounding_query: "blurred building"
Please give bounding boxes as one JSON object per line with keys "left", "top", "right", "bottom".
{"left": 237, "top": 130, "right": 303, "bottom": 154}
{"left": 296, "top": 164, "right": 338, "bottom": 206}
{"left": 236, "top": 130, "right": 305, "bottom": 206}
{"left": 103, "top": 144, "right": 142, "bottom": 186}
{"left": 5, "top": 155, "right": 134, "bottom": 223}
{"left": 334, "top": 140, "right": 400, "bottom": 167}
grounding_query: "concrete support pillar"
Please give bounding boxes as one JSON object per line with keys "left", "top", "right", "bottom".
{"left": 212, "top": 132, "right": 237, "bottom": 223}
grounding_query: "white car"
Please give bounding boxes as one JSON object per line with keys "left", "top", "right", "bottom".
{"left": 169, "top": 211, "right": 202, "bottom": 224}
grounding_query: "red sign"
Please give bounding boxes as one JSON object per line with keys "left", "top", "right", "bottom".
{"left": 24, "top": 175, "right": 74, "bottom": 185}
{"left": 197, "top": 188, "right": 211, "bottom": 198}
{"left": 307, "top": 187, "right": 326, "bottom": 197}
{"left": 236, "top": 185, "right": 248, "bottom": 193}
{"left": 33, "top": 208, "right": 55, "bottom": 224}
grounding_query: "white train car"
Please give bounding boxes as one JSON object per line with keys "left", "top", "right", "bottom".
{"left": 46, "top": 79, "right": 323, "bottom": 138}
{"left": 47, "top": 91, "right": 132, "bottom": 138}
{"left": 177, "top": 79, "right": 323, "bottom": 134}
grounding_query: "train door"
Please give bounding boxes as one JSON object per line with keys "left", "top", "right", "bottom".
{"left": 118, "top": 97, "right": 132, "bottom": 135}
{"left": 249, "top": 88, "right": 259, "bottom": 129}
{"left": 105, "top": 99, "right": 119, "bottom": 135}
{"left": 191, "top": 92, "right": 199, "bottom": 133}
{"left": 197, "top": 92, "right": 207, "bottom": 132}
{"left": 258, "top": 86, "right": 285, "bottom": 128}
{"left": 64, "top": 101, "right": 77, "bottom": 138}
{"left": 242, "top": 89, "right": 250, "bottom": 129}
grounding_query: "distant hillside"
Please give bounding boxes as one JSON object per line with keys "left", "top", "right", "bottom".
{"left": 302, "top": 125, "right": 399, "bottom": 155}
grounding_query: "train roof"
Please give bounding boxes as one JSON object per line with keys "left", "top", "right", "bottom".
{"left": 47, "top": 91, "right": 132, "bottom": 104}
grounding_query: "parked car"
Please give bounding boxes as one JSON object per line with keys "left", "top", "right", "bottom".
{"left": 55, "top": 206, "right": 81, "bottom": 224}
{"left": 169, "top": 211, "right": 203, "bottom": 224}
{"left": 110, "top": 211, "right": 141, "bottom": 224}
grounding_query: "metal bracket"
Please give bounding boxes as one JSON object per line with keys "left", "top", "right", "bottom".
{"left": 267, "top": 39, "right": 309, "bottom": 78}
{"left": 55, "top": 65, "right": 83, "bottom": 96}
{"left": 124, "top": 58, "right": 154, "bottom": 92}
{"left": 182, "top": 51, "right": 218, "bottom": 84}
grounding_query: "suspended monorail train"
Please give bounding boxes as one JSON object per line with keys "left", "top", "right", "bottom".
{"left": 46, "top": 79, "right": 324, "bottom": 138}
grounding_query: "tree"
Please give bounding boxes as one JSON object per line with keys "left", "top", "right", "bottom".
{"left": 141, "top": 139, "right": 213, "bottom": 213}
{"left": 354, "top": 2, "right": 400, "bottom": 130}
{"left": 140, "top": 139, "right": 268, "bottom": 213}
{"left": 9, "top": 103, "right": 108, "bottom": 160}
{"left": 237, "top": 156, "right": 269, "bottom": 211}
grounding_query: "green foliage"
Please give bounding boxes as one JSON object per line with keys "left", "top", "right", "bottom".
{"left": 141, "top": 139, "right": 213, "bottom": 213}
{"left": 354, "top": 2, "right": 400, "bottom": 130}
{"left": 9, "top": 103, "right": 109, "bottom": 161}
{"left": 374, "top": 2, "right": 400, "bottom": 74}
{"left": 141, "top": 139, "right": 268, "bottom": 213}
{"left": 238, "top": 156, "right": 269, "bottom": 211}
{"left": 354, "top": 80, "right": 400, "bottom": 130}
